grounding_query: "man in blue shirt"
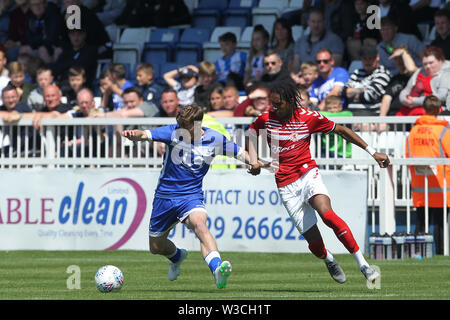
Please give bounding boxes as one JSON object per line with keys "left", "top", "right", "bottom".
{"left": 309, "top": 49, "right": 350, "bottom": 111}
{"left": 122, "top": 103, "right": 262, "bottom": 289}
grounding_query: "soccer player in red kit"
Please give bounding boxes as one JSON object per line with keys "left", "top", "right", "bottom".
{"left": 248, "top": 81, "right": 390, "bottom": 283}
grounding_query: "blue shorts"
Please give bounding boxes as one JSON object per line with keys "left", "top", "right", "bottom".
{"left": 149, "top": 196, "right": 207, "bottom": 237}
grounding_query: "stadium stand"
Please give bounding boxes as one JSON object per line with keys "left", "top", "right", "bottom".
{"left": 113, "top": 27, "right": 152, "bottom": 67}
{"left": 142, "top": 28, "right": 181, "bottom": 64}
{"left": 174, "top": 28, "right": 212, "bottom": 65}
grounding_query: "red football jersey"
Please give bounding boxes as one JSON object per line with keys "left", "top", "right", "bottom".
{"left": 250, "top": 107, "right": 336, "bottom": 187}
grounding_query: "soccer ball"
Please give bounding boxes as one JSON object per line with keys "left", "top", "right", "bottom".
{"left": 94, "top": 265, "right": 124, "bottom": 293}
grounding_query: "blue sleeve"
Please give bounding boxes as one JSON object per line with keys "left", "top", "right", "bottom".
{"left": 334, "top": 68, "right": 350, "bottom": 85}
{"left": 216, "top": 132, "right": 241, "bottom": 158}
{"left": 147, "top": 125, "right": 176, "bottom": 144}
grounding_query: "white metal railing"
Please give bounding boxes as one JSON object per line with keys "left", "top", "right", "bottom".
{"left": 1, "top": 116, "right": 449, "bottom": 254}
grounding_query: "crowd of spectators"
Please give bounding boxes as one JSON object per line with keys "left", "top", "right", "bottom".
{"left": 0, "top": 0, "right": 450, "bottom": 157}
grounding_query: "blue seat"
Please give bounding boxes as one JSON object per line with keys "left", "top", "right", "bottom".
{"left": 192, "top": 8, "right": 221, "bottom": 28}
{"left": 174, "top": 28, "right": 211, "bottom": 64}
{"left": 142, "top": 28, "right": 181, "bottom": 64}
{"left": 222, "top": 0, "right": 258, "bottom": 27}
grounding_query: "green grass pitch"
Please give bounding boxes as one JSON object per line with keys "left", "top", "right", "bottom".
{"left": 0, "top": 250, "right": 449, "bottom": 300}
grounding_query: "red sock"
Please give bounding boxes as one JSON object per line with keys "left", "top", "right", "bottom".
{"left": 321, "top": 210, "right": 359, "bottom": 254}
{"left": 308, "top": 239, "right": 327, "bottom": 259}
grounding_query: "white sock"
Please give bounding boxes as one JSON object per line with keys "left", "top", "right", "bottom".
{"left": 352, "top": 249, "right": 369, "bottom": 269}
{"left": 325, "top": 250, "right": 334, "bottom": 263}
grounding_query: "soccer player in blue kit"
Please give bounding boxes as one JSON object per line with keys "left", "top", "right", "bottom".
{"left": 122, "top": 103, "right": 262, "bottom": 289}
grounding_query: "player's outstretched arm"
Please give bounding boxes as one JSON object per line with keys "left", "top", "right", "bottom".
{"left": 333, "top": 124, "right": 390, "bottom": 168}
{"left": 122, "top": 129, "right": 149, "bottom": 141}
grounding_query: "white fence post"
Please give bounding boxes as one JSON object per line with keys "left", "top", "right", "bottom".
{"left": 379, "top": 164, "right": 396, "bottom": 234}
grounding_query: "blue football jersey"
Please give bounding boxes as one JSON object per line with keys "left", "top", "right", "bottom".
{"left": 146, "top": 125, "right": 243, "bottom": 198}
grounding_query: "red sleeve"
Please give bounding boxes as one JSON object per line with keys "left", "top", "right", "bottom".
{"left": 249, "top": 112, "right": 268, "bottom": 137}
{"left": 233, "top": 98, "right": 251, "bottom": 117}
{"left": 309, "top": 111, "right": 336, "bottom": 134}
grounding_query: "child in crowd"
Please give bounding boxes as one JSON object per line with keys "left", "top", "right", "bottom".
{"left": 215, "top": 32, "right": 247, "bottom": 91}
{"left": 136, "top": 63, "right": 164, "bottom": 111}
{"left": 292, "top": 62, "right": 318, "bottom": 95}
{"left": 62, "top": 67, "right": 87, "bottom": 107}
{"left": 163, "top": 65, "right": 198, "bottom": 108}
{"left": 99, "top": 70, "right": 114, "bottom": 111}
{"left": 27, "top": 67, "right": 54, "bottom": 112}
{"left": 319, "top": 95, "right": 353, "bottom": 159}
{"left": 298, "top": 88, "right": 315, "bottom": 111}
{"left": 194, "top": 61, "right": 223, "bottom": 110}
{"left": 244, "top": 24, "right": 270, "bottom": 86}
{"left": 7, "top": 61, "right": 33, "bottom": 103}
{"left": 106, "top": 63, "right": 134, "bottom": 110}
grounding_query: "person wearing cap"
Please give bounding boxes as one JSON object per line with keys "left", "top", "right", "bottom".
{"left": 163, "top": 64, "right": 199, "bottom": 108}
{"left": 342, "top": 45, "right": 391, "bottom": 116}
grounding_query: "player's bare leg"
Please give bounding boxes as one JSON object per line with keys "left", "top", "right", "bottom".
{"left": 185, "top": 210, "right": 232, "bottom": 288}
{"left": 302, "top": 224, "right": 346, "bottom": 283}
{"left": 149, "top": 234, "right": 188, "bottom": 281}
{"left": 309, "top": 194, "right": 380, "bottom": 282}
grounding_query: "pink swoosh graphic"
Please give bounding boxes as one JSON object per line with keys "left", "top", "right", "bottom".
{"left": 101, "top": 178, "right": 147, "bottom": 250}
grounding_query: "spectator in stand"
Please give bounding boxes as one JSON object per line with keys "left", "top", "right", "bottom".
{"left": 105, "top": 63, "right": 134, "bottom": 111}
{"left": 7, "top": 61, "right": 34, "bottom": 103}
{"left": 0, "top": 47, "right": 9, "bottom": 77}
{"left": 21, "top": 84, "right": 72, "bottom": 132}
{"left": 398, "top": 46, "right": 450, "bottom": 116}
{"left": 60, "top": 66, "right": 87, "bottom": 108}
{"left": 298, "top": 88, "right": 315, "bottom": 111}
{"left": 205, "top": 86, "right": 233, "bottom": 118}
{"left": 377, "top": 16, "right": 425, "bottom": 76}
{"left": 257, "top": 50, "right": 295, "bottom": 90}
{"left": 96, "top": 0, "right": 127, "bottom": 26}
{"left": 160, "top": 87, "right": 181, "bottom": 118}
{"left": 244, "top": 24, "right": 270, "bottom": 87}
{"left": 270, "top": 18, "right": 295, "bottom": 73}
{"left": 50, "top": 26, "right": 98, "bottom": 87}
{"left": 378, "top": 46, "right": 419, "bottom": 125}
{"left": 291, "top": 61, "right": 318, "bottom": 95}
{"left": 215, "top": 32, "right": 247, "bottom": 91}
{"left": 293, "top": 9, "right": 344, "bottom": 70}
{"left": 163, "top": 65, "right": 198, "bottom": 108}
{"left": 4, "top": 0, "right": 30, "bottom": 62}
{"left": 409, "top": 0, "right": 441, "bottom": 25}
{"left": 20, "top": 0, "right": 64, "bottom": 64}
{"left": 101, "top": 86, "right": 160, "bottom": 120}
{"left": 194, "top": 61, "right": 223, "bottom": 111}
{"left": 0, "top": 0, "right": 14, "bottom": 43}
{"left": 309, "top": 48, "right": 350, "bottom": 111}
{"left": 233, "top": 84, "right": 271, "bottom": 117}
{"left": 115, "top": 0, "right": 190, "bottom": 28}
{"left": 343, "top": 45, "right": 391, "bottom": 116}
{"left": 431, "top": 9, "right": 450, "bottom": 60}
{"left": 378, "top": 0, "right": 422, "bottom": 40}
{"left": 346, "top": 0, "right": 381, "bottom": 62}
{"left": 313, "top": 0, "right": 356, "bottom": 44}
{"left": 223, "top": 85, "right": 240, "bottom": 112}
{"left": 319, "top": 95, "right": 353, "bottom": 160}
{"left": 135, "top": 63, "right": 164, "bottom": 113}
{"left": 27, "top": 66, "right": 54, "bottom": 111}
{"left": 0, "top": 84, "right": 33, "bottom": 156}
{"left": 98, "top": 70, "right": 114, "bottom": 111}
{"left": 61, "top": 0, "right": 111, "bottom": 58}
{"left": 156, "top": 87, "right": 182, "bottom": 155}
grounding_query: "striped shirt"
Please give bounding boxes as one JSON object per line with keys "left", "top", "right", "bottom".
{"left": 215, "top": 51, "right": 248, "bottom": 83}
{"left": 345, "top": 65, "right": 391, "bottom": 105}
